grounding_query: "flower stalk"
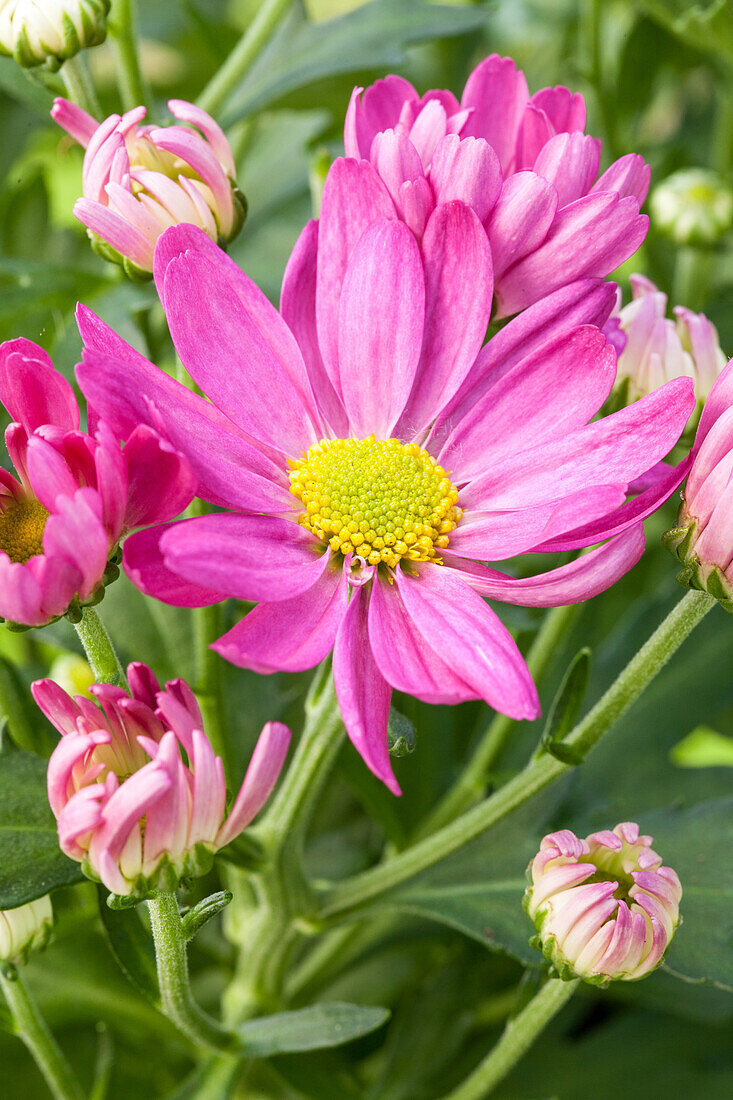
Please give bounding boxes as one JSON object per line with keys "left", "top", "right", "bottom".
{"left": 0, "top": 965, "right": 86, "bottom": 1100}
{"left": 197, "top": 0, "right": 293, "bottom": 116}
{"left": 440, "top": 977, "right": 579, "bottom": 1100}
{"left": 318, "top": 589, "right": 715, "bottom": 922}
{"left": 73, "top": 606, "right": 125, "bottom": 686}
{"left": 108, "top": 0, "right": 148, "bottom": 110}
{"left": 60, "top": 54, "right": 100, "bottom": 117}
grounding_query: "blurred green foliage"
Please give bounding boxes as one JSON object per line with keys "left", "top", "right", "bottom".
{"left": 1, "top": 1, "right": 732, "bottom": 1098}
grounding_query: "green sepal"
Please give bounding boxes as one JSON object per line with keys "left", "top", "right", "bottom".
{"left": 181, "top": 891, "right": 233, "bottom": 941}
{"left": 387, "top": 706, "right": 417, "bottom": 757}
{"left": 97, "top": 844, "right": 218, "bottom": 909}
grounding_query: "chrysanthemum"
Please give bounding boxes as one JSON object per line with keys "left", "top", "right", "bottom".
{"left": 76, "top": 221, "right": 694, "bottom": 793}
{"left": 342, "top": 54, "right": 650, "bottom": 317}
{"left": 0, "top": 338, "right": 196, "bottom": 627}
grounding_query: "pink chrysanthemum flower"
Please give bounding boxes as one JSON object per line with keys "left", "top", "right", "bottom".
{"left": 0, "top": 338, "right": 196, "bottom": 627}
{"left": 342, "top": 54, "right": 650, "bottom": 317}
{"left": 613, "top": 274, "right": 727, "bottom": 403}
{"left": 76, "top": 223, "right": 694, "bottom": 794}
{"left": 33, "top": 663, "right": 291, "bottom": 900}
{"left": 525, "top": 823, "right": 682, "bottom": 984}
{"left": 51, "top": 97, "right": 246, "bottom": 277}
{"left": 664, "top": 356, "right": 733, "bottom": 607}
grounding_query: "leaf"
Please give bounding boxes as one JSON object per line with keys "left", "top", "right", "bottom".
{"left": 636, "top": 0, "right": 733, "bottom": 61}
{"left": 671, "top": 726, "right": 733, "bottom": 768}
{"left": 0, "top": 742, "right": 84, "bottom": 908}
{"left": 388, "top": 706, "right": 417, "bottom": 758}
{"left": 237, "top": 1002, "right": 389, "bottom": 1056}
{"left": 537, "top": 648, "right": 591, "bottom": 765}
{"left": 0, "top": 58, "right": 56, "bottom": 114}
{"left": 220, "top": 0, "right": 491, "bottom": 124}
{"left": 97, "top": 888, "right": 161, "bottom": 1005}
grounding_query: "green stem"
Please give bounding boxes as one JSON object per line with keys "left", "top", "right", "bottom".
{"left": 74, "top": 607, "right": 125, "bottom": 686}
{"left": 672, "top": 247, "right": 713, "bottom": 312}
{"left": 0, "top": 966, "right": 85, "bottom": 1100}
{"left": 109, "top": 0, "right": 149, "bottom": 111}
{"left": 61, "top": 55, "right": 101, "bottom": 118}
{"left": 440, "top": 978, "right": 578, "bottom": 1100}
{"left": 196, "top": 0, "right": 294, "bottom": 116}
{"left": 419, "top": 602, "right": 579, "bottom": 836}
{"left": 147, "top": 892, "right": 236, "bottom": 1052}
{"left": 318, "top": 589, "right": 715, "bottom": 922}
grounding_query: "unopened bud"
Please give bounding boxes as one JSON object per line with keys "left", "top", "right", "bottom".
{"left": 0, "top": 0, "right": 110, "bottom": 70}
{"left": 651, "top": 168, "right": 733, "bottom": 247}
{"left": 0, "top": 897, "right": 53, "bottom": 964}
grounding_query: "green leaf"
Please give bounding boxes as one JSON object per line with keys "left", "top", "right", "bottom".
{"left": 220, "top": 0, "right": 491, "bottom": 124}
{"left": 0, "top": 58, "right": 56, "bottom": 114}
{"left": 0, "top": 742, "right": 84, "bottom": 908}
{"left": 97, "top": 888, "right": 161, "bottom": 1005}
{"left": 537, "top": 648, "right": 591, "bottom": 765}
{"left": 636, "top": 0, "right": 733, "bottom": 61}
{"left": 671, "top": 726, "right": 733, "bottom": 768}
{"left": 388, "top": 706, "right": 417, "bottom": 758}
{"left": 237, "top": 1002, "right": 389, "bottom": 1056}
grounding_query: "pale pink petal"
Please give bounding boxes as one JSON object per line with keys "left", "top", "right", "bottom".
{"left": 51, "top": 97, "right": 98, "bottom": 147}
{"left": 215, "top": 721, "right": 292, "bottom": 847}
{"left": 73, "top": 198, "right": 154, "bottom": 271}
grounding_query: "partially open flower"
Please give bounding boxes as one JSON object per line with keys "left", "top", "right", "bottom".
{"left": 0, "top": 338, "right": 196, "bottom": 628}
{"left": 0, "top": 0, "right": 109, "bottom": 70}
{"left": 0, "top": 897, "right": 53, "bottom": 964}
{"left": 613, "top": 274, "right": 727, "bottom": 405}
{"left": 664, "top": 356, "right": 733, "bottom": 608}
{"left": 51, "top": 97, "right": 246, "bottom": 277}
{"left": 524, "top": 823, "right": 681, "bottom": 984}
{"left": 33, "top": 664, "right": 291, "bottom": 901}
{"left": 651, "top": 168, "right": 733, "bottom": 247}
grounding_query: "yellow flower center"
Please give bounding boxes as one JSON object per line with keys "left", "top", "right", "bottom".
{"left": 0, "top": 498, "right": 49, "bottom": 564}
{"left": 289, "top": 436, "right": 462, "bottom": 569}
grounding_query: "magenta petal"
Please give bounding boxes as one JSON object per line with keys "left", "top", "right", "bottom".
{"left": 333, "top": 585, "right": 398, "bottom": 795}
{"left": 485, "top": 172, "right": 558, "bottom": 281}
{"left": 42, "top": 489, "right": 109, "bottom": 601}
{"left": 122, "top": 425, "right": 197, "bottom": 529}
{"left": 440, "top": 325, "right": 617, "bottom": 481}
{"left": 394, "top": 566, "right": 539, "bottom": 720}
{"left": 0, "top": 558, "right": 45, "bottom": 625}
{"left": 445, "top": 526, "right": 645, "bottom": 607}
{"left": 337, "top": 218, "right": 425, "bottom": 438}
{"left": 368, "top": 576, "right": 475, "bottom": 704}
{"left": 694, "top": 358, "right": 733, "bottom": 450}
{"left": 530, "top": 86, "right": 586, "bottom": 133}
{"left": 216, "top": 721, "right": 292, "bottom": 847}
{"left": 370, "top": 129, "right": 424, "bottom": 214}
{"left": 123, "top": 523, "right": 228, "bottom": 607}
{"left": 160, "top": 513, "right": 326, "bottom": 604}
{"left": 0, "top": 340, "right": 80, "bottom": 433}
{"left": 461, "top": 54, "right": 529, "bottom": 173}
{"left": 399, "top": 202, "right": 493, "bottom": 436}
{"left": 592, "top": 153, "right": 651, "bottom": 203}
{"left": 281, "top": 219, "right": 348, "bottom": 436}
{"left": 532, "top": 132, "right": 601, "bottom": 209}
{"left": 26, "top": 436, "right": 79, "bottom": 508}
{"left": 160, "top": 245, "right": 320, "bottom": 457}
{"left": 213, "top": 554, "right": 347, "bottom": 673}
{"left": 428, "top": 135, "right": 502, "bottom": 223}
{"left": 317, "top": 158, "right": 397, "bottom": 390}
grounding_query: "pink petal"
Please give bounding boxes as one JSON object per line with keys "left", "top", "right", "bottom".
{"left": 74, "top": 198, "right": 155, "bottom": 271}
{"left": 460, "top": 54, "right": 529, "bottom": 173}
{"left": 0, "top": 340, "right": 79, "bottom": 433}
{"left": 42, "top": 489, "right": 109, "bottom": 601}
{"left": 216, "top": 721, "right": 292, "bottom": 847}
{"left": 51, "top": 97, "right": 98, "bottom": 147}
{"left": 485, "top": 172, "right": 558, "bottom": 281}
{"left": 148, "top": 127, "right": 234, "bottom": 233}
{"left": 428, "top": 135, "right": 502, "bottom": 223}
{"left": 529, "top": 86, "right": 586, "bottom": 133}
{"left": 123, "top": 523, "right": 228, "bottom": 607}
{"left": 592, "top": 154, "right": 651, "bottom": 203}
{"left": 26, "top": 436, "right": 79, "bottom": 508}
{"left": 394, "top": 565, "right": 539, "bottom": 720}
{"left": 333, "top": 585, "right": 398, "bottom": 795}
{"left": 532, "top": 132, "right": 601, "bottom": 208}
{"left": 370, "top": 129, "right": 425, "bottom": 215}
{"left": 337, "top": 218, "right": 425, "bottom": 438}
{"left": 122, "top": 424, "right": 197, "bottom": 530}
{"left": 168, "top": 99, "right": 236, "bottom": 177}
{"left": 409, "top": 98, "right": 448, "bottom": 167}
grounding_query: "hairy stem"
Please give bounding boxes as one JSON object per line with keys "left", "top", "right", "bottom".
{"left": 318, "top": 589, "right": 715, "bottom": 921}
{"left": 109, "top": 0, "right": 149, "bottom": 110}
{"left": 0, "top": 966, "right": 85, "bottom": 1100}
{"left": 61, "top": 55, "right": 101, "bottom": 118}
{"left": 74, "top": 606, "right": 125, "bottom": 686}
{"left": 197, "top": 0, "right": 293, "bottom": 116}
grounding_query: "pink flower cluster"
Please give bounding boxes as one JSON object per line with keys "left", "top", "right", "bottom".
{"left": 33, "top": 663, "right": 291, "bottom": 899}
{"left": 525, "top": 823, "right": 682, "bottom": 983}
{"left": 52, "top": 97, "right": 245, "bottom": 275}
{"left": 0, "top": 339, "right": 195, "bottom": 627}
{"left": 344, "top": 55, "right": 650, "bottom": 316}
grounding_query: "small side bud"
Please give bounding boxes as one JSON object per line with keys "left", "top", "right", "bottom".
{"left": 650, "top": 168, "right": 733, "bottom": 247}
{"left": 0, "top": 0, "right": 111, "bottom": 71}
{"left": 524, "top": 822, "right": 681, "bottom": 985}
{"left": 0, "top": 897, "right": 53, "bottom": 965}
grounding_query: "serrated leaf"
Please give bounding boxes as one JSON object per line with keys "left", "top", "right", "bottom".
{"left": 96, "top": 887, "right": 160, "bottom": 1005}
{"left": 237, "top": 1002, "right": 389, "bottom": 1056}
{"left": 0, "top": 742, "right": 84, "bottom": 907}
{"left": 220, "top": 0, "right": 491, "bottom": 124}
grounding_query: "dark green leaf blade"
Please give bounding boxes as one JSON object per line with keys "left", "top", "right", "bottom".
{"left": 97, "top": 887, "right": 161, "bottom": 1005}
{"left": 237, "top": 1002, "right": 389, "bottom": 1056}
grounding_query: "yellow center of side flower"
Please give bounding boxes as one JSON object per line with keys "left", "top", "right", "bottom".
{"left": 0, "top": 498, "right": 49, "bottom": 564}
{"left": 289, "top": 436, "right": 462, "bottom": 569}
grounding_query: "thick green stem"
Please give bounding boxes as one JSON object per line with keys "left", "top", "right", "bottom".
{"left": 74, "top": 607, "right": 125, "bottom": 686}
{"left": 147, "top": 892, "right": 235, "bottom": 1052}
{"left": 109, "top": 0, "right": 149, "bottom": 110}
{"left": 197, "top": 0, "right": 293, "bottom": 116}
{"left": 441, "top": 978, "right": 578, "bottom": 1100}
{"left": 0, "top": 966, "right": 85, "bottom": 1100}
{"left": 318, "top": 589, "right": 715, "bottom": 921}
{"left": 61, "top": 55, "right": 101, "bottom": 117}
{"left": 419, "top": 602, "right": 579, "bottom": 836}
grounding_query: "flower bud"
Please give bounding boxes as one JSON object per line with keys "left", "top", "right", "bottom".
{"left": 0, "top": 0, "right": 110, "bottom": 70}
{"left": 0, "top": 897, "right": 53, "bottom": 964}
{"left": 664, "top": 357, "right": 733, "bottom": 608}
{"left": 650, "top": 168, "right": 733, "bottom": 247}
{"left": 33, "top": 664, "right": 291, "bottom": 902}
{"left": 51, "top": 98, "right": 246, "bottom": 278}
{"left": 613, "top": 274, "right": 726, "bottom": 405}
{"left": 524, "top": 822, "right": 681, "bottom": 985}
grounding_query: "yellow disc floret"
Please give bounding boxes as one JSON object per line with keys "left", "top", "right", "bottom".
{"left": 289, "top": 436, "right": 462, "bottom": 569}
{"left": 0, "top": 498, "right": 49, "bottom": 564}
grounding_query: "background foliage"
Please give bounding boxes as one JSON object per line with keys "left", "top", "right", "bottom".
{"left": 1, "top": 1, "right": 732, "bottom": 1097}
